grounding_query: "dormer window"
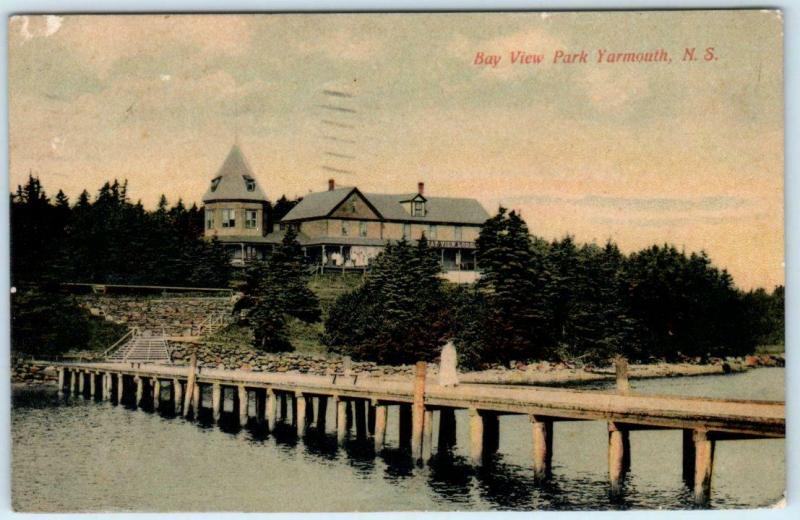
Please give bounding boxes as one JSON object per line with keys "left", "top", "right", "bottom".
{"left": 243, "top": 175, "right": 256, "bottom": 192}
{"left": 412, "top": 201, "right": 426, "bottom": 217}
{"left": 210, "top": 176, "right": 222, "bottom": 192}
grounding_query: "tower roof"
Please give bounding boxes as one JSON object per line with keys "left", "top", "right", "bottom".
{"left": 202, "top": 144, "right": 267, "bottom": 203}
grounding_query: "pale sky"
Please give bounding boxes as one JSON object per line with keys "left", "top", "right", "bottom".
{"left": 8, "top": 11, "right": 783, "bottom": 290}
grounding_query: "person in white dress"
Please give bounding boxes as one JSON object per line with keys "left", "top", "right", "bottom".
{"left": 439, "top": 342, "right": 459, "bottom": 387}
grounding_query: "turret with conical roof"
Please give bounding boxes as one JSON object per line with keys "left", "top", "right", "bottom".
{"left": 203, "top": 144, "right": 269, "bottom": 239}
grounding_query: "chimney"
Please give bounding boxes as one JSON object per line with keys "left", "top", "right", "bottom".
{"left": 418, "top": 181, "right": 425, "bottom": 196}
{"left": 328, "top": 178, "right": 335, "bottom": 191}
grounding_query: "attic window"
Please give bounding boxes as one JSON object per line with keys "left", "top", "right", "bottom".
{"left": 243, "top": 176, "right": 256, "bottom": 192}
{"left": 412, "top": 201, "right": 426, "bottom": 217}
{"left": 210, "top": 176, "right": 222, "bottom": 192}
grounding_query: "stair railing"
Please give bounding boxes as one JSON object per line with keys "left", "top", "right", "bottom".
{"left": 102, "top": 327, "right": 138, "bottom": 359}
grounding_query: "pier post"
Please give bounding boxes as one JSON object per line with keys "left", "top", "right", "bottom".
{"left": 374, "top": 402, "right": 387, "bottom": 451}
{"left": 69, "top": 370, "right": 76, "bottom": 395}
{"left": 345, "top": 399, "right": 353, "bottom": 431}
{"left": 608, "top": 422, "right": 628, "bottom": 497}
{"left": 531, "top": 415, "right": 554, "bottom": 481}
{"left": 102, "top": 373, "right": 109, "bottom": 400}
{"left": 296, "top": 393, "right": 307, "bottom": 436}
{"left": 238, "top": 385, "right": 249, "bottom": 427}
{"left": 211, "top": 383, "right": 222, "bottom": 423}
{"left": 411, "top": 361, "right": 427, "bottom": 462}
{"left": 615, "top": 356, "right": 630, "bottom": 394}
{"left": 336, "top": 397, "right": 347, "bottom": 444}
{"left": 266, "top": 389, "right": 277, "bottom": 431}
{"left": 279, "top": 392, "right": 288, "bottom": 423}
{"left": 682, "top": 429, "right": 696, "bottom": 486}
{"left": 422, "top": 409, "right": 434, "bottom": 462}
{"left": 483, "top": 412, "right": 500, "bottom": 455}
{"left": 291, "top": 393, "right": 298, "bottom": 427}
{"left": 183, "top": 354, "right": 198, "bottom": 418}
{"left": 306, "top": 396, "right": 315, "bottom": 427}
{"left": 117, "top": 373, "right": 124, "bottom": 403}
{"left": 438, "top": 407, "right": 457, "bottom": 451}
{"left": 173, "top": 378, "right": 183, "bottom": 415}
{"left": 693, "top": 429, "right": 715, "bottom": 506}
{"left": 317, "top": 396, "right": 328, "bottom": 431}
{"left": 469, "top": 408, "right": 484, "bottom": 464}
{"left": 89, "top": 372, "right": 96, "bottom": 398}
{"left": 134, "top": 376, "right": 143, "bottom": 408}
{"left": 152, "top": 378, "right": 160, "bottom": 410}
{"left": 57, "top": 368, "right": 65, "bottom": 397}
{"left": 78, "top": 371, "right": 85, "bottom": 395}
{"left": 355, "top": 399, "right": 367, "bottom": 439}
{"left": 192, "top": 383, "right": 201, "bottom": 415}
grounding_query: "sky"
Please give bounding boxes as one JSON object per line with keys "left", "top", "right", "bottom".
{"left": 7, "top": 11, "right": 783, "bottom": 290}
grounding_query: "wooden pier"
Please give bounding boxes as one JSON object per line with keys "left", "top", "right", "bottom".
{"left": 56, "top": 360, "right": 784, "bottom": 506}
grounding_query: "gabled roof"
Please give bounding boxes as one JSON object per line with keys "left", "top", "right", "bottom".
{"left": 203, "top": 144, "right": 268, "bottom": 203}
{"left": 281, "top": 186, "right": 489, "bottom": 225}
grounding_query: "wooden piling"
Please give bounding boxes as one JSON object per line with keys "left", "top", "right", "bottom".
{"left": 345, "top": 399, "right": 353, "bottom": 431}
{"left": 238, "top": 385, "right": 249, "bottom": 427}
{"left": 306, "top": 395, "right": 315, "bottom": 427}
{"left": 317, "top": 396, "right": 328, "bottom": 431}
{"left": 411, "top": 361, "right": 427, "bottom": 462}
{"left": 374, "top": 402, "right": 387, "bottom": 451}
{"left": 531, "top": 415, "right": 554, "bottom": 481}
{"left": 69, "top": 370, "right": 76, "bottom": 395}
{"left": 192, "top": 383, "right": 201, "bottom": 415}
{"left": 336, "top": 397, "right": 348, "bottom": 444}
{"left": 615, "top": 356, "right": 630, "bottom": 394}
{"left": 183, "top": 353, "right": 198, "bottom": 418}
{"left": 78, "top": 371, "right": 85, "bottom": 395}
{"left": 103, "top": 373, "right": 110, "bottom": 400}
{"left": 266, "top": 389, "right": 277, "bottom": 431}
{"left": 422, "top": 409, "right": 434, "bottom": 462}
{"left": 152, "top": 378, "right": 161, "bottom": 410}
{"left": 296, "top": 393, "right": 307, "bottom": 436}
{"left": 608, "top": 422, "right": 627, "bottom": 497}
{"left": 116, "top": 373, "right": 124, "bottom": 403}
{"left": 89, "top": 372, "right": 96, "bottom": 398}
{"left": 134, "top": 376, "right": 143, "bottom": 408}
{"left": 693, "top": 429, "right": 715, "bottom": 506}
{"left": 279, "top": 392, "right": 288, "bottom": 423}
{"left": 211, "top": 383, "right": 222, "bottom": 423}
{"left": 469, "top": 408, "right": 484, "bottom": 464}
{"left": 57, "top": 368, "right": 65, "bottom": 397}
{"left": 173, "top": 378, "right": 183, "bottom": 415}
{"left": 483, "top": 412, "right": 500, "bottom": 455}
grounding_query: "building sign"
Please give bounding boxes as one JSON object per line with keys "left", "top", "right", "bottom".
{"left": 428, "top": 240, "right": 476, "bottom": 249}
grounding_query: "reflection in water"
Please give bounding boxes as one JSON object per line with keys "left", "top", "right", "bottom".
{"left": 11, "top": 368, "right": 785, "bottom": 512}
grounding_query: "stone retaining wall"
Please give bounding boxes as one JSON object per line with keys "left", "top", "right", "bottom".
{"left": 77, "top": 295, "right": 236, "bottom": 336}
{"left": 12, "top": 360, "right": 59, "bottom": 385}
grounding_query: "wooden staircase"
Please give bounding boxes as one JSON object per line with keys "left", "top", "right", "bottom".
{"left": 105, "top": 328, "right": 171, "bottom": 363}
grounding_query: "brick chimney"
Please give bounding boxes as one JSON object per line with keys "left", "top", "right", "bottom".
{"left": 418, "top": 181, "right": 425, "bottom": 196}
{"left": 328, "top": 178, "right": 335, "bottom": 191}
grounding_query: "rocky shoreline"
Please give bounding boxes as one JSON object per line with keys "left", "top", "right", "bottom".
{"left": 12, "top": 348, "right": 784, "bottom": 387}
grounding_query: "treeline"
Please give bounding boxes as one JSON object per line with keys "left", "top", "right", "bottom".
{"left": 11, "top": 175, "right": 300, "bottom": 288}
{"left": 324, "top": 208, "right": 784, "bottom": 368}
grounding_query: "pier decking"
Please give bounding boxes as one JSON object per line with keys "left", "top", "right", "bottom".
{"left": 56, "top": 361, "right": 784, "bottom": 506}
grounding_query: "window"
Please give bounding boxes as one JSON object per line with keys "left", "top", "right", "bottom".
{"left": 412, "top": 201, "right": 426, "bottom": 217}
{"left": 222, "top": 209, "right": 236, "bottom": 228}
{"left": 454, "top": 226, "right": 462, "bottom": 241}
{"left": 205, "top": 209, "right": 214, "bottom": 230}
{"left": 403, "top": 223, "right": 411, "bottom": 238}
{"left": 245, "top": 209, "right": 258, "bottom": 229}
{"left": 210, "top": 176, "right": 221, "bottom": 192}
{"left": 341, "top": 221, "right": 349, "bottom": 236}
{"left": 428, "top": 225, "right": 437, "bottom": 239}
{"left": 359, "top": 221, "right": 368, "bottom": 237}
{"left": 243, "top": 176, "right": 256, "bottom": 192}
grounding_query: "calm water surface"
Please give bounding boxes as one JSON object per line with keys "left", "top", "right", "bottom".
{"left": 12, "top": 368, "right": 784, "bottom": 512}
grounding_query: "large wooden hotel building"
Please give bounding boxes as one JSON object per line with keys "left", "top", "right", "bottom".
{"left": 203, "top": 145, "right": 489, "bottom": 282}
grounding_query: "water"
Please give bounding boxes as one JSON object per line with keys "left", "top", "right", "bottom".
{"left": 11, "top": 368, "right": 784, "bottom": 512}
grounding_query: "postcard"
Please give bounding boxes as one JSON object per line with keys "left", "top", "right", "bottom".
{"left": 8, "top": 10, "right": 784, "bottom": 512}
